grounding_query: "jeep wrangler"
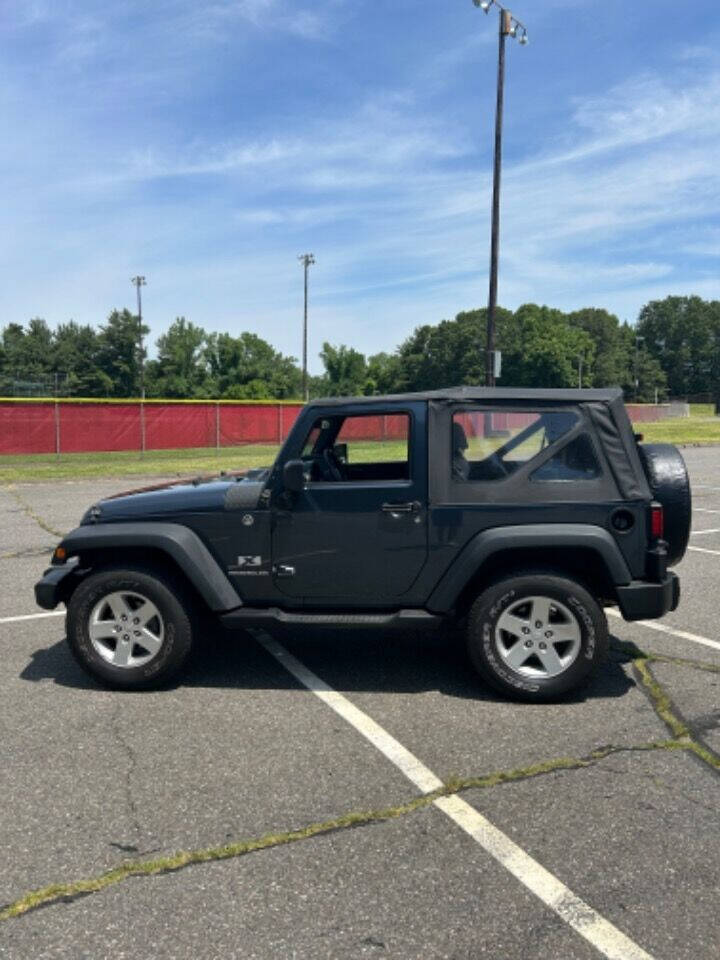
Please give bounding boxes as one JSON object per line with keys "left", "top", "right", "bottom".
{"left": 35, "top": 387, "right": 690, "bottom": 701}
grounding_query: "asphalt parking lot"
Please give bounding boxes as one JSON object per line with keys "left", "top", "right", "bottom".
{"left": 1, "top": 449, "right": 719, "bottom": 960}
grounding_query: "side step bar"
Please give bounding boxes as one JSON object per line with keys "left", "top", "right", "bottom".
{"left": 220, "top": 607, "right": 442, "bottom": 629}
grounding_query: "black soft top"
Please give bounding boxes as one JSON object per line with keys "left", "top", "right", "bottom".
{"left": 308, "top": 386, "right": 624, "bottom": 407}
{"left": 306, "top": 385, "right": 648, "bottom": 502}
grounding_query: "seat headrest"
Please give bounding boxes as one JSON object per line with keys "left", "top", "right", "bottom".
{"left": 452, "top": 421, "right": 469, "bottom": 451}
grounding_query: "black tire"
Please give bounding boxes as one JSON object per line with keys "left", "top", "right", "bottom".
{"left": 466, "top": 572, "right": 608, "bottom": 702}
{"left": 636, "top": 443, "right": 691, "bottom": 566}
{"left": 66, "top": 566, "right": 194, "bottom": 690}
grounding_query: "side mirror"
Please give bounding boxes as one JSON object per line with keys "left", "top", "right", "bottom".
{"left": 283, "top": 459, "right": 305, "bottom": 494}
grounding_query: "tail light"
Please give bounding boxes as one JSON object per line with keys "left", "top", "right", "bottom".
{"left": 650, "top": 502, "right": 664, "bottom": 540}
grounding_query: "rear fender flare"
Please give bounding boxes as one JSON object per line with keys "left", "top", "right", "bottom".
{"left": 57, "top": 522, "right": 241, "bottom": 612}
{"left": 427, "top": 524, "right": 632, "bottom": 613}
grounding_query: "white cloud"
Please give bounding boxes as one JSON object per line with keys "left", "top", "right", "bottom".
{"left": 1, "top": 4, "right": 720, "bottom": 367}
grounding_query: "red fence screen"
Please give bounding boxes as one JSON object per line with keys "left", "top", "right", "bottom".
{"left": 0, "top": 401, "right": 304, "bottom": 456}
{"left": 0, "top": 399, "right": 675, "bottom": 457}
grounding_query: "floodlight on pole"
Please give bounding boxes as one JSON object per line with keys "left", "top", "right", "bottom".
{"left": 298, "top": 254, "right": 315, "bottom": 402}
{"left": 472, "top": 0, "right": 528, "bottom": 386}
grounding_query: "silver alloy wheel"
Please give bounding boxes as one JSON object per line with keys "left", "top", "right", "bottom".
{"left": 495, "top": 595, "right": 581, "bottom": 679}
{"left": 88, "top": 591, "right": 165, "bottom": 669}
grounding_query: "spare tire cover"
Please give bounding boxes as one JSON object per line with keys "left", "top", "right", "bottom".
{"left": 637, "top": 444, "right": 691, "bottom": 566}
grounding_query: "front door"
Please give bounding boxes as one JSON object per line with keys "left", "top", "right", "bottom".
{"left": 271, "top": 407, "right": 428, "bottom": 603}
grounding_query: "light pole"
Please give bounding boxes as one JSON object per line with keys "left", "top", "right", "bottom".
{"left": 298, "top": 254, "right": 315, "bottom": 402}
{"left": 131, "top": 275, "right": 147, "bottom": 453}
{"left": 131, "top": 276, "right": 147, "bottom": 400}
{"left": 634, "top": 334, "right": 645, "bottom": 401}
{"left": 472, "top": 0, "right": 528, "bottom": 386}
{"left": 577, "top": 354, "right": 584, "bottom": 389}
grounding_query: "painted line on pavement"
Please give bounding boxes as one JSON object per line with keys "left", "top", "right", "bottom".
{"left": 693, "top": 507, "right": 720, "bottom": 515}
{"left": 688, "top": 546, "right": 720, "bottom": 557}
{"left": 690, "top": 528, "right": 720, "bottom": 536}
{"left": 0, "top": 610, "right": 64, "bottom": 625}
{"left": 607, "top": 608, "right": 720, "bottom": 652}
{"left": 253, "top": 629, "right": 654, "bottom": 960}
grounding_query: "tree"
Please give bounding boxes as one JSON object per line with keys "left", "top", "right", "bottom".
{"left": 0, "top": 319, "right": 54, "bottom": 391}
{"left": 618, "top": 323, "right": 667, "bottom": 402}
{"left": 96, "top": 309, "right": 149, "bottom": 397}
{"left": 146, "top": 317, "right": 209, "bottom": 398}
{"left": 393, "top": 309, "right": 511, "bottom": 392}
{"left": 53, "top": 321, "right": 110, "bottom": 396}
{"left": 205, "top": 331, "right": 301, "bottom": 399}
{"left": 315, "top": 343, "right": 367, "bottom": 397}
{"left": 365, "top": 352, "right": 401, "bottom": 396}
{"left": 637, "top": 296, "right": 720, "bottom": 398}
{"left": 499, "top": 304, "right": 595, "bottom": 388}
{"left": 568, "top": 308, "right": 628, "bottom": 387}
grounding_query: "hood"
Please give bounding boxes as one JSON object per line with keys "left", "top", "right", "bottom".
{"left": 82, "top": 472, "right": 268, "bottom": 524}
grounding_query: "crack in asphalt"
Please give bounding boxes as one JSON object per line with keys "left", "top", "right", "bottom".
{"left": 109, "top": 705, "right": 144, "bottom": 846}
{"left": 1, "top": 641, "right": 718, "bottom": 928}
{"left": 4, "top": 488, "right": 66, "bottom": 540}
{"left": 0, "top": 740, "right": 676, "bottom": 924}
{"left": 0, "top": 544, "right": 57, "bottom": 560}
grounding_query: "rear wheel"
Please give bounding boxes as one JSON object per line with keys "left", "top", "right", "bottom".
{"left": 466, "top": 572, "right": 608, "bottom": 701}
{"left": 67, "top": 567, "right": 194, "bottom": 690}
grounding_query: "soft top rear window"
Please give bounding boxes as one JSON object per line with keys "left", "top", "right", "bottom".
{"left": 452, "top": 409, "right": 578, "bottom": 482}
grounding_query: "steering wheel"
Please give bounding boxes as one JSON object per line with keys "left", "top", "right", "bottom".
{"left": 487, "top": 452, "right": 510, "bottom": 478}
{"left": 318, "top": 447, "right": 345, "bottom": 482}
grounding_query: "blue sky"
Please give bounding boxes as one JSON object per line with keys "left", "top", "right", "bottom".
{"left": 2, "top": 0, "right": 720, "bottom": 372}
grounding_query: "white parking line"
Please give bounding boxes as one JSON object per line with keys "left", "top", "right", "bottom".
{"left": 607, "top": 608, "right": 720, "bottom": 652}
{"left": 254, "top": 630, "right": 654, "bottom": 960}
{"left": 688, "top": 546, "right": 720, "bottom": 557}
{"left": 0, "top": 610, "right": 64, "bottom": 625}
{"left": 690, "top": 528, "right": 720, "bottom": 536}
{"left": 693, "top": 507, "right": 720, "bottom": 515}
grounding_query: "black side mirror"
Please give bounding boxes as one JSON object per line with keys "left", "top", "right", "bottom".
{"left": 283, "top": 459, "right": 305, "bottom": 493}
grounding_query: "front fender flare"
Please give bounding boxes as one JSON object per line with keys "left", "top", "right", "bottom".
{"left": 57, "top": 522, "right": 241, "bottom": 612}
{"left": 427, "top": 523, "right": 631, "bottom": 613}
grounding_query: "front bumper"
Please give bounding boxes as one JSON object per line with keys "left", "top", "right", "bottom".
{"left": 615, "top": 572, "right": 680, "bottom": 621}
{"left": 34, "top": 562, "right": 79, "bottom": 610}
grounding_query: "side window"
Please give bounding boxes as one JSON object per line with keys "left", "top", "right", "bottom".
{"left": 304, "top": 413, "right": 410, "bottom": 482}
{"left": 531, "top": 434, "right": 600, "bottom": 481}
{"left": 451, "top": 409, "right": 579, "bottom": 482}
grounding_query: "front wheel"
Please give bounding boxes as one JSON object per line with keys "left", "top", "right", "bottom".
{"left": 466, "top": 573, "right": 608, "bottom": 701}
{"left": 66, "top": 567, "right": 195, "bottom": 690}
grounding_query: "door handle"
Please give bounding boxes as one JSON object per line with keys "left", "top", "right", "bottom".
{"left": 381, "top": 501, "right": 421, "bottom": 514}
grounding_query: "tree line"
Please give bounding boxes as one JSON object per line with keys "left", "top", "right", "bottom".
{"left": 1, "top": 295, "right": 718, "bottom": 402}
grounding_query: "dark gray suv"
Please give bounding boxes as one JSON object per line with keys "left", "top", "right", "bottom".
{"left": 35, "top": 387, "right": 690, "bottom": 701}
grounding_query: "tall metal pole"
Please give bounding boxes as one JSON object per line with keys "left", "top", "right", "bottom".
{"left": 474, "top": 1, "right": 527, "bottom": 386}
{"left": 131, "top": 276, "right": 147, "bottom": 400}
{"left": 298, "top": 254, "right": 315, "bottom": 402}
{"left": 131, "top": 275, "right": 147, "bottom": 453}
{"left": 486, "top": 9, "right": 511, "bottom": 387}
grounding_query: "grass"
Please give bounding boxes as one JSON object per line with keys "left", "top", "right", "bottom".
{"left": 688, "top": 403, "right": 716, "bottom": 417}
{"left": 0, "top": 444, "right": 282, "bottom": 485}
{"left": 636, "top": 418, "right": 720, "bottom": 445}
{"left": 0, "top": 440, "right": 409, "bottom": 485}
